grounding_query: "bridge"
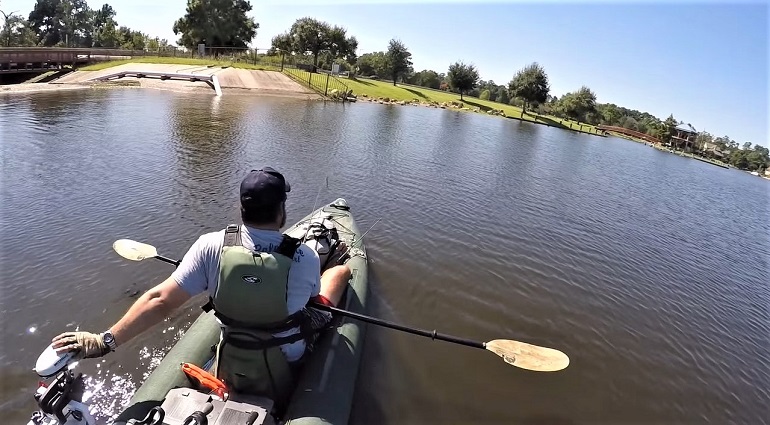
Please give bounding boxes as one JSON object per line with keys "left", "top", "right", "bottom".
{"left": 0, "top": 47, "right": 150, "bottom": 74}
{"left": 596, "top": 124, "right": 660, "bottom": 144}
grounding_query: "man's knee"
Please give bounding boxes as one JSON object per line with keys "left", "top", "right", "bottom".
{"left": 324, "top": 264, "right": 351, "bottom": 282}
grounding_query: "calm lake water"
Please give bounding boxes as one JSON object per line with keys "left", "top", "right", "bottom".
{"left": 1, "top": 89, "right": 768, "bottom": 425}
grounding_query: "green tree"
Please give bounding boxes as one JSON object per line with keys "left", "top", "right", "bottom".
{"left": 742, "top": 141, "right": 752, "bottom": 151}
{"left": 559, "top": 86, "right": 597, "bottom": 122}
{"left": 753, "top": 144, "right": 769, "bottom": 158}
{"left": 480, "top": 89, "right": 490, "bottom": 100}
{"left": 385, "top": 38, "right": 412, "bottom": 86}
{"left": 1, "top": 13, "right": 38, "bottom": 46}
{"left": 597, "top": 103, "right": 623, "bottom": 126}
{"left": 328, "top": 25, "right": 357, "bottom": 67}
{"left": 271, "top": 18, "right": 356, "bottom": 69}
{"left": 93, "top": 19, "right": 118, "bottom": 47}
{"left": 91, "top": 3, "right": 118, "bottom": 47}
{"left": 356, "top": 51, "right": 388, "bottom": 78}
{"left": 645, "top": 121, "right": 665, "bottom": 140}
{"left": 447, "top": 61, "right": 479, "bottom": 100}
{"left": 92, "top": 3, "right": 114, "bottom": 28}
{"left": 496, "top": 87, "right": 510, "bottom": 105}
{"left": 695, "top": 132, "right": 713, "bottom": 150}
{"left": 409, "top": 70, "right": 441, "bottom": 89}
{"left": 279, "top": 17, "right": 329, "bottom": 67}
{"left": 1, "top": 9, "right": 18, "bottom": 46}
{"left": 726, "top": 147, "right": 767, "bottom": 171}
{"left": 714, "top": 135, "right": 734, "bottom": 151}
{"left": 28, "top": 0, "right": 92, "bottom": 46}
{"left": 508, "top": 62, "right": 549, "bottom": 113}
{"left": 173, "top": 0, "right": 258, "bottom": 50}
{"left": 269, "top": 32, "right": 292, "bottom": 54}
{"left": 662, "top": 114, "right": 678, "bottom": 144}
{"left": 622, "top": 116, "right": 638, "bottom": 131}
{"left": 147, "top": 36, "right": 160, "bottom": 51}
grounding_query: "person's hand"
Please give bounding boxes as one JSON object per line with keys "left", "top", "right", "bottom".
{"left": 51, "top": 331, "right": 110, "bottom": 359}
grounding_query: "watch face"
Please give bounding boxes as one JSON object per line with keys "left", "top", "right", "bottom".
{"left": 103, "top": 332, "right": 114, "bottom": 343}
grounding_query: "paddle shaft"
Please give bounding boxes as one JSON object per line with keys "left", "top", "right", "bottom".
{"left": 310, "top": 302, "right": 485, "bottom": 349}
{"left": 113, "top": 238, "right": 570, "bottom": 371}
{"left": 155, "top": 255, "right": 180, "bottom": 267}
{"left": 143, "top": 248, "right": 483, "bottom": 349}
{"left": 150, "top": 249, "right": 482, "bottom": 349}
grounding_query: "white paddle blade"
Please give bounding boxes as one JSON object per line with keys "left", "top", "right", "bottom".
{"left": 113, "top": 239, "right": 158, "bottom": 261}
{"left": 485, "top": 339, "right": 570, "bottom": 372}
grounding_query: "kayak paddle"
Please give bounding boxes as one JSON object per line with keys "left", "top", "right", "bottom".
{"left": 113, "top": 239, "right": 180, "bottom": 266}
{"left": 112, "top": 238, "right": 570, "bottom": 372}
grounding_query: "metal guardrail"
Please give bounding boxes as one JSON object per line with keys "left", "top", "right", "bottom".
{"left": 282, "top": 67, "right": 350, "bottom": 100}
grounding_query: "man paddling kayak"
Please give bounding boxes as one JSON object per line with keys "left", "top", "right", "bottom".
{"left": 51, "top": 167, "right": 352, "bottom": 404}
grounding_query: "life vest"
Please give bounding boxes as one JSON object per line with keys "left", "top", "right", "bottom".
{"left": 202, "top": 224, "right": 314, "bottom": 409}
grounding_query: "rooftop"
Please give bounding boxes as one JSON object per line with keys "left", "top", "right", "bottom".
{"left": 675, "top": 123, "right": 698, "bottom": 134}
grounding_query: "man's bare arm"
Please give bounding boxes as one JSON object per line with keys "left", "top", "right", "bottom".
{"left": 110, "top": 276, "right": 192, "bottom": 347}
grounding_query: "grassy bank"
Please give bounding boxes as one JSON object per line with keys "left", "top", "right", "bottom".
{"left": 338, "top": 76, "right": 602, "bottom": 135}
{"left": 75, "top": 58, "right": 601, "bottom": 137}
{"left": 80, "top": 56, "right": 279, "bottom": 72}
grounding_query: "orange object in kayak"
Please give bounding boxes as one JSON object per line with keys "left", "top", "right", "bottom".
{"left": 181, "top": 362, "right": 228, "bottom": 400}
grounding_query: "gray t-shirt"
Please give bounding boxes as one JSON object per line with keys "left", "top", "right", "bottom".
{"left": 171, "top": 225, "right": 321, "bottom": 362}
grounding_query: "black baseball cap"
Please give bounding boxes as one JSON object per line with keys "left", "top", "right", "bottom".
{"left": 240, "top": 167, "right": 291, "bottom": 208}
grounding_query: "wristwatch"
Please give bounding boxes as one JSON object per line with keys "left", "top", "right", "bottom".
{"left": 102, "top": 330, "right": 118, "bottom": 352}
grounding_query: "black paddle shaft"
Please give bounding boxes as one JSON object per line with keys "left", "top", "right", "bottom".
{"left": 144, "top": 253, "right": 483, "bottom": 349}
{"left": 310, "top": 302, "right": 485, "bottom": 349}
{"left": 155, "top": 255, "right": 180, "bottom": 267}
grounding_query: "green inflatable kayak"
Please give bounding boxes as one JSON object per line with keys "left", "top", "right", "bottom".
{"left": 110, "top": 198, "right": 369, "bottom": 425}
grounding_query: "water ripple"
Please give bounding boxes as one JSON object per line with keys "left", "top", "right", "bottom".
{"left": 1, "top": 91, "right": 768, "bottom": 425}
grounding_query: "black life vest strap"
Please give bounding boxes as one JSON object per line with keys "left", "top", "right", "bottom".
{"left": 220, "top": 309, "right": 318, "bottom": 351}
{"left": 201, "top": 303, "right": 306, "bottom": 332}
{"left": 223, "top": 330, "right": 306, "bottom": 351}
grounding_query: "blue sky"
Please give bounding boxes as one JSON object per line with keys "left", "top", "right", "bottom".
{"left": 3, "top": 0, "right": 768, "bottom": 146}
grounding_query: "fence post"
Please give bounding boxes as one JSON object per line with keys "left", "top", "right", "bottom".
{"left": 280, "top": 53, "right": 284, "bottom": 72}
{"left": 325, "top": 72, "right": 330, "bottom": 96}
{"left": 308, "top": 71, "right": 312, "bottom": 86}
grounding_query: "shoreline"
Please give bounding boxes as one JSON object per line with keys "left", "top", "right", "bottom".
{"left": 351, "top": 94, "right": 603, "bottom": 135}
{"left": 3, "top": 60, "right": 605, "bottom": 138}
{"left": 1, "top": 83, "right": 93, "bottom": 94}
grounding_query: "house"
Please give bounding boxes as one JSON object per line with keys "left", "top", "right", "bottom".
{"left": 701, "top": 141, "right": 725, "bottom": 159}
{"left": 670, "top": 123, "right": 698, "bottom": 151}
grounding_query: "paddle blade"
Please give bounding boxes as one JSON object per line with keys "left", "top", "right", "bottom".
{"left": 485, "top": 339, "right": 570, "bottom": 372}
{"left": 113, "top": 239, "right": 158, "bottom": 261}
